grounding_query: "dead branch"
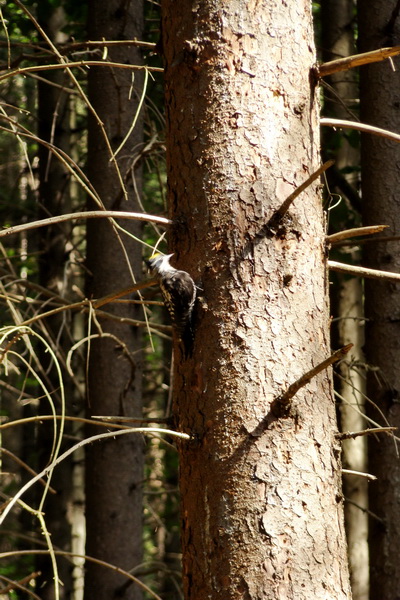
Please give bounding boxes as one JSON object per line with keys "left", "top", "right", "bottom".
{"left": 92, "top": 415, "right": 170, "bottom": 424}
{"left": 0, "top": 427, "right": 190, "bottom": 526}
{"left": 338, "top": 426, "right": 397, "bottom": 440}
{"left": 0, "top": 39, "right": 156, "bottom": 52}
{"left": 0, "top": 448, "right": 56, "bottom": 493}
{"left": 0, "top": 414, "right": 169, "bottom": 431}
{"left": 321, "top": 118, "right": 400, "bottom": 143}
{"left": 327, "top": 225, "right": 388, "bottom": 244}
{"left": 345, "top": 498, "right": 384, "bottom": 523}
{"left": 0, "top": 572, "right": 42, "bottom": 599}
{"left": 273, "top": 344, "right": 353, "bottom": 413}
{"left": 268, "top": 160, "right": 334, "bottom": 228}
{"left": 0, "top": 61, "right": 162, "bottom": 84}
{"left": 0, "top": 280, "right": 159, "bottom": 329}
{"left": 333, "top": 234, "right": 400, "bottom": 247}
{"left": 0, "top": 210, "right": 171, "bottom": 239}
{"left": 329, "top": 260, "right": 400, "bottom": 282}
{"left": 0, "top": 550, "right": 161, "bottom": 600}
{"left": 342, "top": 469, "right": 377, "bottom": 481}
{"left": 317, "top": 45, "right": 400, "bottom": 78}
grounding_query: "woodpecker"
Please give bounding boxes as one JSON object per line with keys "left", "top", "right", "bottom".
{"left": 147, "top": 253, "right": 196, "bottom": 356}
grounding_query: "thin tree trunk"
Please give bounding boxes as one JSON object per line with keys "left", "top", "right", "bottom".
{"left": 321, "top": 3, "right": 368, "bottom": 598}
{"left": 359, "top": 2, "right": 400, "bottom": 598}
{"left": 335, "top": 278, "right": 368, "bottom": 600}
{"left": 162, "top": 2, "right": 352, "bottom": 598}
{"left": 84, "top": 1, "right": 144, "bottom": 599}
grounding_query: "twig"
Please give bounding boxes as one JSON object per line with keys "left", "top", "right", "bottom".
{"left": 0, "top": 550, "right": 162, "bottom": 600}
{"left": 0, "top": 60, "right": 163, "bottom": 84}
{"left": 268, "top": 160, "right": 334, "bottom": 228}
{"left": 0, "top": 210, "right": 171, "bottom": 239}
{"left": 342, "top": 468, "right": 377, "bottom": 481}
{"left": 0, "top": 414, "right": 170, "bottom": 431}
{"left": 14, "top": 282, "right": 172, "bottom": 330}
{"left": 345, "top": 498, "right": 384, "bottom": 523}
{"left": 321, "top": 118, "right": 400, "bottom": 143}
{"left": 327, "top": 225, "right": 388, "bottom": 244}
{"left": 0, "top": 39, "right": 156, "bottom": 51}
{"left": 338, "top": 426, "right": 397, "bottom": 440}
{"left": 0, "top": 427, "right": 190, "bottom": 526}
{"left": 92, "top": 415, "right": 170, "bottom": 424}
{"left": 333, "top": 234, "right": 400, "bottom": 247}
{"left": 329, "top": 260, "right": 400, "bottom": 282}
{"left": 0, "top": 448, "right": 56, "bottom": 493}
{"left": 317, "top": 45, "right": 400, "bottom": 78}
{"left": 0, "top": 572, "right": 41, "bottom": 599}
{"left": 274, "top": 344, "right": 353, "bottom": 412}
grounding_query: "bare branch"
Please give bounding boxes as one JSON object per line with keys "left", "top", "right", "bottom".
{"left": 0, "top": 572, "right": 42, "bottom": 599}
{"left": 92, "top": 415, "right": 170, "bottom": 424}
{"left": 0, "top": 60, "right": 163, "bottom": 84}
{"left": 0, "top": 414, "right": 169, "bottom": 431}
{"left": 334, "top": 234, "right": 400, "bottom": 247}
{"left": 0, "top": 39, "right": 156, "bottom": 52}
{"left": 321, "top": 118, "right": 400, "bottom": 143}
{"left": 338, "top": 426, "right": 397, "bottom": 440}
{"left": 0, "top": 210, "right": 171, "bottom": 239}
{"left": 342, "top": 469, "right": 377, "bottom": 481}
{"left": 327, "top": 225, "right": 389, "bottom": 244}
{"left": 329, "top": 260, "right": 400, "bottom": 282}
{"left": 0, "top": 426, "right": 190, "bottom": 526}
{"left": 345, "top": 498, "right": 384, "bottom": 523}
{"left": 317, "top": 45, "right": 400, "bottom": 78}
{"left": 273, "top": 344, "right": 353, "bottom": 413}
{"left": 0, "top": 447, "right": 56, "bottom": 493}
{"left": 268, "top": 160, "right": 334, "bottom": 228}
{"left": 0, "top": 550, "right": 162, "bottom": 600}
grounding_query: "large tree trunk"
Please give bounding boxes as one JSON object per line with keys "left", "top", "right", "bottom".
{"left": 162, "top": 1, "right": 352, "bottom": 599}
{"left": 84, "top": 1, "right": 144, "bottom": 599}
{"left": 359, "top": 2, "right": 400, "bottom": 599}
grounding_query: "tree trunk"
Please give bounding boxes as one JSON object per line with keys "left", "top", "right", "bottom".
{"left": 84, "top": 1, "right": 144, "bottom": 598}
{"left": 162, "top": 2, "right": 352, "bottom": 599}
{"left": 359, "top": 2, "right": 400, "bottom": 598}
{"left": 321, "top": 3, "right": 368, "bottom": 598}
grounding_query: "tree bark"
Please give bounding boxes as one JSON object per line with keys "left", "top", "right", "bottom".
{"left": 162, "top": 1, "right": 352, "bottom": 599}
{"left": 359, "top": 2, "right": 400, "bottom": 598}
{"left": 84, "top": 1, "right": 144, "bottom": 599}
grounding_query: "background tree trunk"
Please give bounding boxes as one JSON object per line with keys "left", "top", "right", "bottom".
{"left": 162, "top": 1, "right": 352, "bottom": 598}
{"left": 320, "top": 2, "right": 368, "bottom": 599}
{"left": 359, "top": 2, "right": 400, "bottom": 598}
{"left": 84, "top": 1, "right": 144, "bottom": 598}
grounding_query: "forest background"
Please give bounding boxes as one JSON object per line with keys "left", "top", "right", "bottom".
{"left": 0, "top": 1, "right": 400, "bottom": 599}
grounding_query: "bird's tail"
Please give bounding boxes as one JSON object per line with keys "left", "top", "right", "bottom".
{"left": 180, "top": 320, "right": 194, "bottom": 358}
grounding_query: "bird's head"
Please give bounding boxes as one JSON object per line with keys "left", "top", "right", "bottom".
{"left": 146, "top": 252, "right": 174, "bottom": 274}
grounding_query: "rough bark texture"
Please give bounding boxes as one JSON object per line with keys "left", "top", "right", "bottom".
{"left": 359, "top": 2, "right": 400, "bottom": 598}
{"left": 84, "top": 1, "right": 144, "bottom": 599}
{"left": 162, "top": 1, "right": 351, "bottom": 599}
